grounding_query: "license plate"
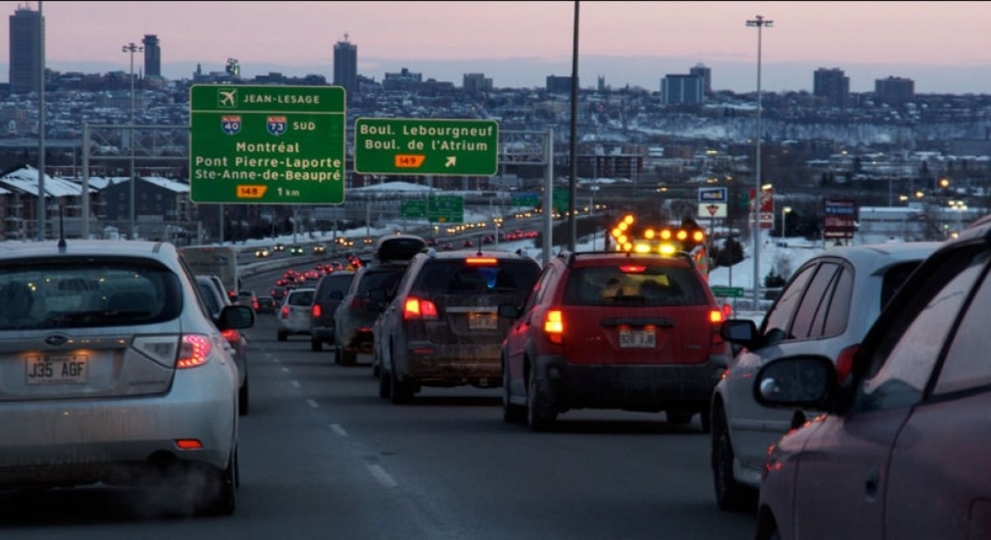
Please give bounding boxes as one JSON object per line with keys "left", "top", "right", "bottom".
{"left": 468, "top": 312, "right": 498, "bottom": 330}
{"left": 619, "top": 330, "right": 655, "bottom": 348}
{"left": 26, "top": 355, "right": 88, "bottom": 385}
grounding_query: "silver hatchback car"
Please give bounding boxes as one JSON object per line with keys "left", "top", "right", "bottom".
{"left": 0, "top": 239, "right": 254, "bottom": 515}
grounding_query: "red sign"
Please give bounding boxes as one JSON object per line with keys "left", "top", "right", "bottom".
{"left": 749, "top": 187, "right": 774, "bottom": 229}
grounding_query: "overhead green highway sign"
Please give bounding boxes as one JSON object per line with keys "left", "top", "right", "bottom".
{"left": 710, "top": 286, "right": 745, "bottom": 298}
{"left": 354, "top": 118, "right": 499, "bottom": 176}
{"left": 401, "top": 200, "right": 427, "bottom": 219}
{"left": 189, "top": 84, "right": 346, "bottom": 204}
{"left": 428, "top": 195, "right": 464, "bottom": 223}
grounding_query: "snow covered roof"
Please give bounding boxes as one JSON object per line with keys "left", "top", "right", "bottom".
{"left": 0, "top": 165, "right": 94, "bottom": 197}
{"left": 141, "top": 176, "right": 190, "bottom": 193}
{"left": 350, "top": 181, "right": 433, "bottom": 193}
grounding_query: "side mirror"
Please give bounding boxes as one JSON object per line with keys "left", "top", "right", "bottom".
{"left": 753, "top": 355, "right": 837, "bottom": 409}
{"left": 219, "top": 304, "right": 255, "bottom": 330}
{"left": 720, "top": 319, "right": 760, "bottom": 350}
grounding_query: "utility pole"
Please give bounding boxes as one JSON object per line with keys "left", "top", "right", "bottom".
{"left": 122, "top": 41, "right": 142, "bottom": 240}
{"left": 746, "top": 14, "right": 772, "bottom": 308}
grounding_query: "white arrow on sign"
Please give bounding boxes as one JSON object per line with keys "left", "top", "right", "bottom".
{"left": 445, "top": 156, "right": 456, "bottom": 167}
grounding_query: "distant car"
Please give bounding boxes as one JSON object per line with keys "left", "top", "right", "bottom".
{"left": 310, "top": 271, "right": 356, "bottom": 352}
{"left": 254, "top": 247, "right": 271, "bottom": 258}
{"left": 277, "top": 287, "right": 315, "bottom": 341}
{"left": 236, "top": 289, "right": 259, "bottom": 312}
{"left": 270, "top": 285, "right": 288, "bottom": 302}
{"left": 273, "top": 243, "right": 286, "bottom": 252}
{"left": 290, "top": 245, "right": 305, "bottom": 256}
{"left": 374, "top": 249, "right": 542, "bottom": 403}
{"left": 313, "top": 244, "right": 327, "bottom": 255}
{"left": 195, "top": 275, "right": 251, "bottom": 416}
{"left": 0, "top": 239, "right": 253, "bottom": 515}
{"left": 753, "top": 225, "right": 991, "bottom": 540}
{"left": 711, "top": 241, "right": 941, "bottom": 512}
{"left": 255, "top": 295, "right": 278, "bottom": 315}
{"left": 499, "top": 250, "right": 730, "bottom": 431}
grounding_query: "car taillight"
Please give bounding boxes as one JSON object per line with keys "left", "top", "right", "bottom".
{"left": 709, "top": 309, "right": 727, "bottom": 347}
{"left": 253, "top": 298, "right": 259, "bottom": 310}
{"left": 313, "top": 304, "right": 322, "bottom": 317}
{"left": 544, "top": 309, "right": 563, "bottom": 344}
{"left": 351, "top": 297, "right": 365, "bottom": 309}
{"left": 281, "top": 305, "right": 290, "bottom": 319}
{"left": 221, "top": 329, "right": 239, "bottom": 342}
{"left": 177, "top": 334, "right": 212, "bottom": 369}
{"left": 404, "top": 297, "right": 439, "bottom": 320}
{"left": 835, "top": 344, "right": 859, "bottom": 385}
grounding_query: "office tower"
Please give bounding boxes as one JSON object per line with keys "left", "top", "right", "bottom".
{"left": 813, "top": 68, "right": 850, "bottom": 108}
{"left": 334, "top": 34, "right": 358, "bottom": 97}
{"left": 9, "top": 5, "right": 43, "bottom": 94}
{"left": 463, "top": 73, "right": 493, "bottom": 93}
{"left": 689, "top": 63, "right": 712, "bottom": 95}
{"left": 143, "top": 34, "right": 161, "bottom": 78}
{"left": 875, "top": 76, "right": 915, "bottom": 104}
{"left": 661, "top": 74, "right": 704, "bottom": 105}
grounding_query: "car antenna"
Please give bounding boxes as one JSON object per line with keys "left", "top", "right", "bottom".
{"left": 57, "top": 207, "right": 67, "bottom": 252}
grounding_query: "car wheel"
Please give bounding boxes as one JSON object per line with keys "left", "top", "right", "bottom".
{"left": 379, "top": 367, "right": 391, "bottom": 399}
{"left": 526, "top": 365, "right": 555, "bottom": 432}
{"left": 712, "top": 404, "right": 758, "bottom": 512}
{"left": 198, "top": 447, "right": 237, "bottom": 516}
{"left": 277, "top": 331, "right": 287, "bottom": 342}
{"left": 502, "top": 359, "right": 524, "bottom": 423}
{"left": 390, "top": 366, "right": 414, "bottom": 404}
{"left": 238, "top": 379, "right": 249, "bottom": 416}
{"left": 311, "top": 339, "right": 322, "bottom": 352}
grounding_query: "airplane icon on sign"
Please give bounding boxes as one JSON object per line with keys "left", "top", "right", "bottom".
{"left": 219, "top": 89, "right": 237, "bottom": 107}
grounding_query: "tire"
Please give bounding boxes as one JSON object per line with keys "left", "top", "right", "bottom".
{"left": 277, "top": 332, "right": 287, "bottom": 342}
{"left": 390, "top": 366, "right": 414, "bottom": 404}
{"left": 198, "top": 447, "right": 237, "bottom": 516}
{"left": 502, "top": 360, "right": 525, "bottom": 423}
{"left": 379, "top": 367, "right": 392, "bottom": 399}
{"left": 311, "top": 340, "right": 322, "bottom": 352}
{"left": 712, "top": 404, "right": 758, "bottom": 512}
{"left": 238, "top": 379, "right": 249, "bottom": 416}
{"left": 526, "top": 366, "right": 555, "bottom": 432}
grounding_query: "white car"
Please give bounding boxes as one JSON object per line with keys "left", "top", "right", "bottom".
{"left": 0, "top": 239, "right": 254, "bottom": 515}
{"left": 277, "top": 287, "right": 315, "bottom": 341}
{"left": 710, "top": 241, "right": 941, "bottom": 512}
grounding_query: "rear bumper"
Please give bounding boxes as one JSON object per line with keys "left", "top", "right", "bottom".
{"left": 400, "top": 341, "right": 502, "bottom": 387}
{"left": 311, "top": 323, "right": 335, "bottom": 343}
{"left": 532, "top": 353, "right": 729, "bottom": 413}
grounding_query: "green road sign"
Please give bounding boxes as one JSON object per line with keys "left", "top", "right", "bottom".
{"left": 428, "top": 195, "right": 464, "bottom": 223}
{"left": 710, "top": 286, "right": 745, "bottom": 298}
{"left": 512, "top": 192, "right": 539, "bottom": 208}
{"left": 552, "top": 188, "right": 571, "bottom": 211}
{"left": 401, "top": 200, "right": 427, "bottom": 219}
{"left": 189, "top": 85, "right": 346, "bottom": 204}
{"left": 354, "top": 118, "right": 498, "bottom": 176}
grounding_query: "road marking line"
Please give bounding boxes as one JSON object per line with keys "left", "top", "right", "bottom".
{"left": 306, "top": 398, "right": 319, "bottom": 408}
{"left": 291, "top": 380, "right": 301, "bottom": 389}
{"left": 329, "top": 424, "right": 347, "bottom": 437}
{"left": 281, "top": 367, "right": 290, "bottom": 373}
{"left": 367, "top": 464, "right": 397, "bottom": 488}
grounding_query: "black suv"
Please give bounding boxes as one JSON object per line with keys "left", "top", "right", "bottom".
{"left": 310, "top": 270, "right": 355, "bottom": 352}
{"left": 373, "top": 248, "right": 542, "bottom": 404}
{"left": 332, "top": 234, "right": 426, "bottom": 366}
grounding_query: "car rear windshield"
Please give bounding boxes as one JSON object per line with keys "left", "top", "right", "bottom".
{"left": 412, "top": 259, "right": 541, "bottom": 295}
{"left": 317, "top": 274, "right": 355, "bottom": 298}
{"left": 356, "top": 266, "right": 408, "bottom": 295}
{"left": 562, "top": 264, "right": 708, "bottom": 307}
{"left": 288, "top": 290, "right": 315, "bottom": 306}
{"left": 0, "top": 259, "right": 182, "bottom": 330}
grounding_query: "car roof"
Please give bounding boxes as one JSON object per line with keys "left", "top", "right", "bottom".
{"left": 0, "top": 239, "right": 177, "bottom": 261}
{"left": 801, "top": 241, "right": 943, "bottom": 270}
{"left": 414, "top": 248, "right": 539, "bottom": 262}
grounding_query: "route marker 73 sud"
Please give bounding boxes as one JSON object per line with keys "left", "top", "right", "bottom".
{"left": 354, "top": 118, "right": 498, "bottom": 176}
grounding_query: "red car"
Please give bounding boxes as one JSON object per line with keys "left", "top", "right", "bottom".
{"left": 499, "top": 251, "right": 730, "bottom": 431}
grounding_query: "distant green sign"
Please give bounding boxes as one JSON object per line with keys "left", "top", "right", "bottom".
{"left": 512, "top": 192, "right": 539, "bottom": 208}
{"left": 189, "top": 84, "right": 346, "bottom": 204}
{"left": 401, "top": 200, "right": 427, "bottom": 218}
{"left": 552, "top": 189, "right": 571, "bottom": 212}
{"left": 428, "top": 195, "right": 464, "bottom": 223}
{"left": 710, "top": 286, "right": 745, "bottom": 298}
{"left": 354, "top": 118, "right": 499, "bottom": 176}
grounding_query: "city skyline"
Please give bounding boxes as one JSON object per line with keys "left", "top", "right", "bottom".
{"left": 4, "top": 1, "right": 991, "bottom": 94}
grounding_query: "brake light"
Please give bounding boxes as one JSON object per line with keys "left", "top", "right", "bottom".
{"left": 221, "top": 329, "right": 239, "bottom": 342}
{"left": 465, "top": 257, "right": 498, "bottom": 265}
{"left": 313, "top": 304, "right": 322, "bottom": 318}
{"left": 619, "top": 265, "right": 646, "bottom": 273}
{"left": 281, "top": 305, "right": 290, "bottom": 319}
{"left": 350, "top": 297, "right": 365, "bottom": 309}
{"left": 544, "top": 309, "right": 563, "bottom": 344}
{"left": 175, "top": 439, "right": 204, "bottom": 450}
{"left": 709, "top": 310, "right": 724, "bottom": 324}
{"left": 404, "top": 297, "right": 439, "bottom": 320}
{"left": 836, "top": 344, "right": 859, "bottom": 385}
{"left": 253, "top": 298, "right": 259, "bottom": 310}
{"left": 722, "top": 303, "right": 733, "bottom": 318}
{"left": 709, "top": 310, "right": 727, "bottom": 348}
{"left": 177, "top": 334, "right": 212, "bottom": 369}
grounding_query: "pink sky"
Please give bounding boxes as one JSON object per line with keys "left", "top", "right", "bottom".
{"left": 4, "top": 1, "right": 991, "bottom": 93}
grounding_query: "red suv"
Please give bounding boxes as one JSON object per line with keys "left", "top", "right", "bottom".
{"left": 498, "top": 251, "right": 730, "bottom": 432}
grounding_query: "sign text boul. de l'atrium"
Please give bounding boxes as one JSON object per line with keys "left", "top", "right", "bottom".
{"left": 189, "top": 85, "right": 346, "bottom": 204}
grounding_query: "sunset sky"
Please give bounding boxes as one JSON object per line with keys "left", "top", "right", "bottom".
{"left": 4, "top": 1, "right": 991, "bottom": 93}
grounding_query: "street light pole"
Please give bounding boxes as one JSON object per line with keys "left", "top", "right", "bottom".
{"left": 122, "top": 42, "right": 142, "bottom": 240}
{"left": 781, "top": 206, "right": 792, "bottom": 239}
{"left": 747, "top": 14, "right": 772, "bottom": 308}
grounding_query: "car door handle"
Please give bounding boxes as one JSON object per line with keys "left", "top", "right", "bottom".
{"left": 864, "top": 465, "right": 880, "bottom": 502}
